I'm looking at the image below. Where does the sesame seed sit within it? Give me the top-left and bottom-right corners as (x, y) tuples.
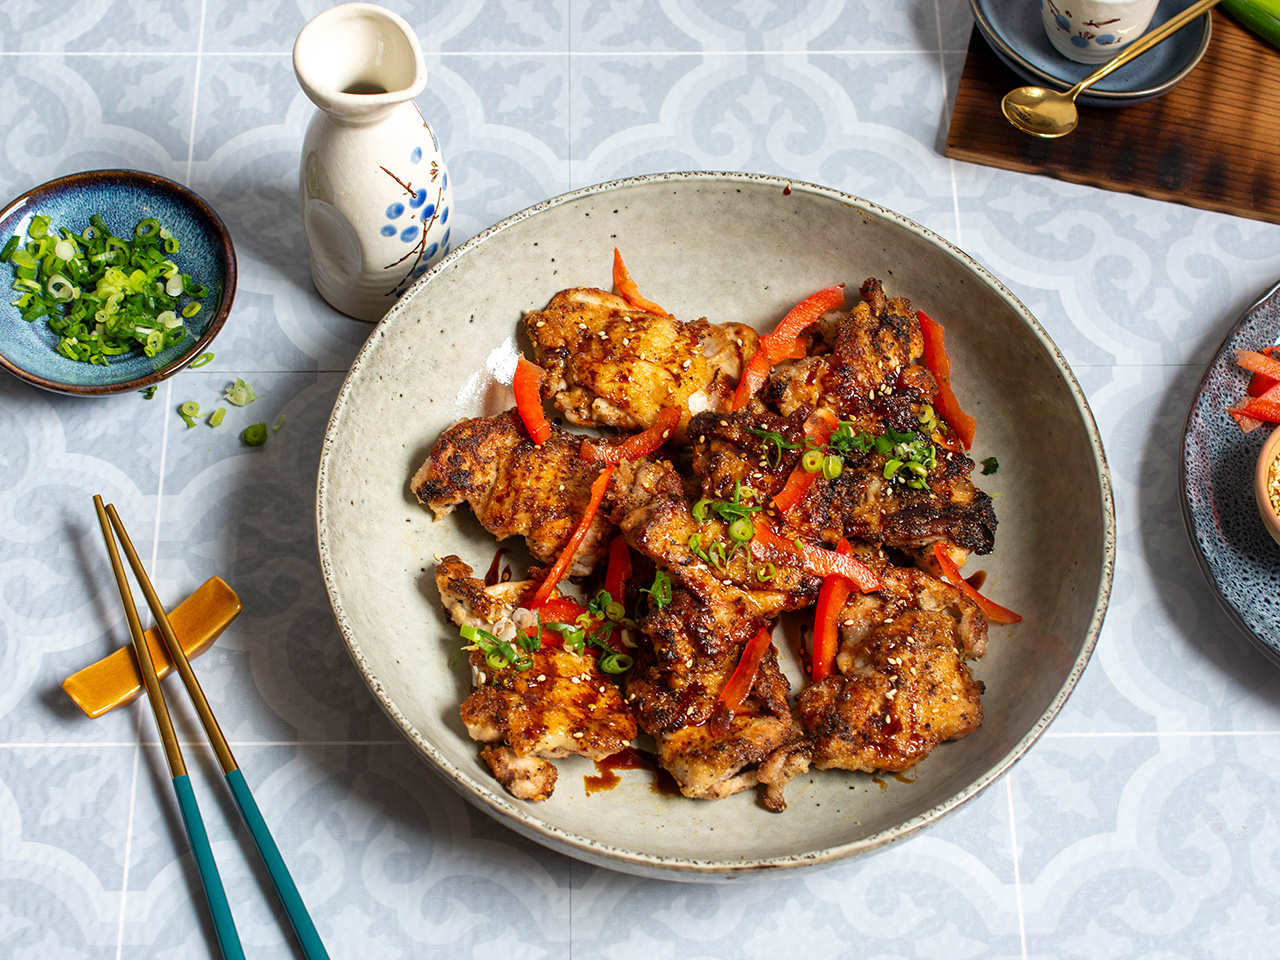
(537, 674), (546, 682)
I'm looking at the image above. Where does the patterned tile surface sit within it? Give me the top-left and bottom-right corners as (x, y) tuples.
(3, 1), (1280, 956)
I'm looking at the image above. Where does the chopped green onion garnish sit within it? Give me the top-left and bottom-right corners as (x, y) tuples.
(179, 400), (201, 418)
(643, 570), (672, 610)
(801, 448), (825, 473)
(190, 352), (214, 368)
(224, 378), (257, 406)
(142, 385), (158, 400)
(2, 211), (209, 364)
(728, 517), (754, 543)
(243, 422), (268, 446)
(272, 414), (285, 432)
(208, 407), (226, 428)
(599, 653), (633, 674)
(981, 456), (999, 475)
(822, 454), (843, 480)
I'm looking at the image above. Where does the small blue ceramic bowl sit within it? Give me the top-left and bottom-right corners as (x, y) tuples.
(0, 170), (236, 395)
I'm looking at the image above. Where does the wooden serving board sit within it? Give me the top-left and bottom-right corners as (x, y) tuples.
(945, 10), (1280, 225)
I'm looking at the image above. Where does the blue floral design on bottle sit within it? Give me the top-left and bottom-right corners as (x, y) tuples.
(378, 143), (452, 298)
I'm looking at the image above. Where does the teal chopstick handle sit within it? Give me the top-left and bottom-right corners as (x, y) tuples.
(172, 774), (245, 960)
(225, 768), (330, 960)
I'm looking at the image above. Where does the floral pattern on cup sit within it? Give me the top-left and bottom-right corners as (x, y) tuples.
(1041, 0), (1160, 64)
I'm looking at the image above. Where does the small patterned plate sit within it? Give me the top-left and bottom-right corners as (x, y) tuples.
(1182, 281), (1280, 660)
(970, 0), (1212, 107)
(0, 169), (236, 396)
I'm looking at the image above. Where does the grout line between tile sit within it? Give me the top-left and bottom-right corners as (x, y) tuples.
(1005, 776), (1028, 960)
(934, 0), (965, 251)
(113, 706), (144, 960)
(184, 0), (208, 183)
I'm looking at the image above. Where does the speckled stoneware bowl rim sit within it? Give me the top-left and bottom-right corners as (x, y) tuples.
(316, 171), (1116, 880)
(970, 0), (1212, 106)
(1182, 279), (1280, 663)
(0, 169), (236, 396)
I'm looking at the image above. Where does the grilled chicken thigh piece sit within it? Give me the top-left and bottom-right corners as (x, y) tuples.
(436, 557), (638, 801)
(797, 565), (986, 773)
(412, 411), (615, 576)
(688, 397), (997, 558)
(758, 277), (926, 420)
(522, 287), (758, 437)
(625, 589), (809, 811)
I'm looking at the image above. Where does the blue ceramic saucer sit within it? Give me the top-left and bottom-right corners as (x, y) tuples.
(0, 170), (236, 396)
(971, 0), (1212, 107)
(1182, 281), (1280, 663)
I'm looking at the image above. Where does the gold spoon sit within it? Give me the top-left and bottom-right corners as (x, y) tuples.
(1001, 0), (1220, 138)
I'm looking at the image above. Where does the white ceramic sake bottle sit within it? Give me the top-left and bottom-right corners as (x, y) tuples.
(293, 3), (455, 322)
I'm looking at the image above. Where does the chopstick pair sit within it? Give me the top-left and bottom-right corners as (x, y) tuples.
(92, 496), (329, 960)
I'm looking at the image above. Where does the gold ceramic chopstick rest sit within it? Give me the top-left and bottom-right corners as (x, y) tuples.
(62, 576), (242, 718)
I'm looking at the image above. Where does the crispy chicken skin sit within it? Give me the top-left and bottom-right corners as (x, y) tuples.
(618, 493), (820, 623)
(759, 277), (925, 420)
(522, 287), (759, 437)
(436, 557), (638, 801)
(625, 589), (809, 811)
(481, 746), (557, 802)
(797, 571), (985, 773)
(690, 281), (998, 557)
(790, 439), (997, 557)
(412, 411), (615, 576)
(625, 589), (765, 731)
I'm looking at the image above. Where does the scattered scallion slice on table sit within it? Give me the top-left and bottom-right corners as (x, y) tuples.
(2, 211), (210, 366)
(224, 378), (257, 406)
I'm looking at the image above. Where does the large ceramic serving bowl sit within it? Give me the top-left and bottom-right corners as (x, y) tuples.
(316, 172), (1115, 880)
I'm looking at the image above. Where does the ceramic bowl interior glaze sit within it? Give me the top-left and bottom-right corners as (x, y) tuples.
(316, 172), (1116, 880)
(0, 170), (235, 396)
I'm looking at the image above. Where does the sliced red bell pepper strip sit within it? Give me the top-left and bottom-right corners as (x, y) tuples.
(732, 284), (845, 410)
(750, 520), (880, 592)
(581, 406), (681, 464)
(811, 539), (853, 682)
(603, 534), (632, 604)
(531, 464), (615, 605)
(1229, 391), (1280, 427)
(1237, 347), (1280, 382)
(1246, 346), (1280, 397)
(771, 408), (840, 513)
(613, 248), (669, 317)
(514, 354), (552, 446)
(918, 311), (977, 450)
(932, 542), (1022, 624)
(717, 626), (774, 716)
